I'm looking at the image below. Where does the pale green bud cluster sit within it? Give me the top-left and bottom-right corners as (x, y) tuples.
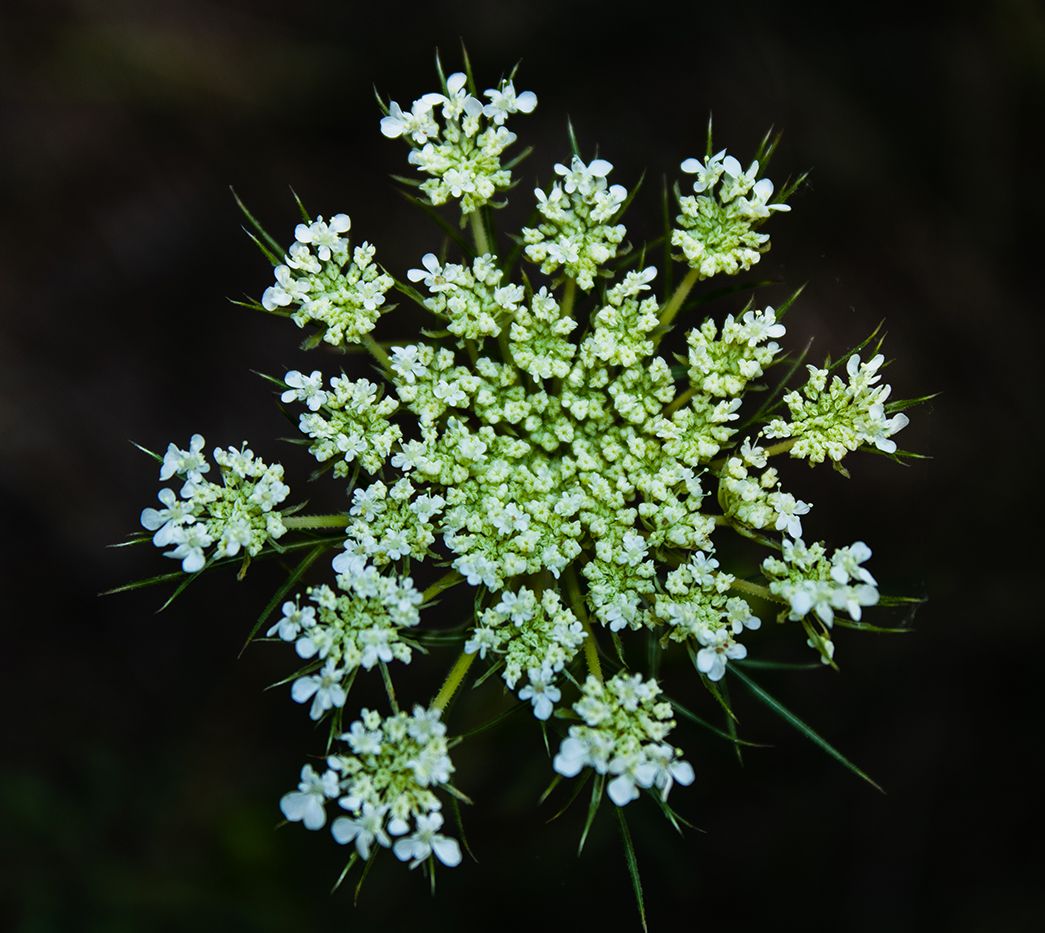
(383, 73), (536, 215)
(523, 156), (628, 290)
(408, 252), (524, 342)
(286, 373), (402, 477)
(553, 673), (695, 806)
(262, 215), (394, 347)
(765, 353), (911, 463)
(672, 151), (790, 279)
(140, 435), (289, 573)
(281, 706), (462, 867)
(465, 587), (586, 719)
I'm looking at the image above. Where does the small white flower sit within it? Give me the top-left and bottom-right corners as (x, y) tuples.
(280, 764), (339, 831)
(331, 802), (391, 858)
(518, 666), (561, 720)
(680, 149), (726, 192)
(281, 370), (327, 411)
(392, 812), (462, 868)
(291, 661), (347, 720)
(140, 487), (193, 546)
(159, 434), (209, 485)
(483, 81), (537, 124)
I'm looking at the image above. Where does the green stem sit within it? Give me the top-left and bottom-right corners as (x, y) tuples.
(561, 276), (577, 320)
(564, 566), (602, 682)
(432, 651), (477, 712)
(730, 578), (787, 604)
(763, 438), (797, 458)
(664, 385), (696, 417)
(469, 210), (490, 256)
(658, 267), (700, 332)
(361, 334), (392, 373)
(283, 514), (349, 530)
(421, 569), (464, 603)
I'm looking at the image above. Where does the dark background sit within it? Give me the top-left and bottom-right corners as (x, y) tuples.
(2, 1), (1042, 930)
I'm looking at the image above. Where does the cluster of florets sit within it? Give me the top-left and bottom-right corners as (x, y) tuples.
(765, 353), (911, 463)
(281, 706), (462, 868)
(130, 61), (921, 891)
(407, 252), (524, 341)
(140, 435), (289, 572)
(553, 673), (695, 806)
(672, 151), (790, 279)
(465, 588), (586, 719)
(523, 156), (628, 290)
(284, 372), (402, 476)
(382, 72), (536, 214)
(269, 561), (423, 719)
(655, 550), (762, 679)
(762, 538), (880, 662)
(261, 214), (394, 347)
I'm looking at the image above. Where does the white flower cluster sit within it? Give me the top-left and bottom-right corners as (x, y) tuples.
(261, 214), (394, 346)
(687, 306), (786, 397)
(284, 372), (402, 477)
(655, 551), (761, 680)
(464, 588), (586, 719)
(762, 538), (879, 662)
(672, 151), (790, 279)
(719, 438), (812, 537)
(382, 73), (536, 214)
(281, 706), (461, 868)
(765, 353), (911, 463)
(553, 674), (695, 806)
(141, 435), (289, 572)
(338, 477), (446, 566)
(269, 564), (423, 719)
(128, 59), (924, 886)
(523, 156), (628, 290)
(407, 252), (524, 342)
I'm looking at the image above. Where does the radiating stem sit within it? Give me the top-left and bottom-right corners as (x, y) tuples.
(421, 569), (463, 603)
(560, 276), (577, 320)
(730, 578), (787, 604)
(564, 566), (602, 683)
(361, 334), (392, 373)
(469, 210), (490, 256)
(432, 650), (477, 712)
(664, 385), (696, 417)
(283, 514), (349, 529)
(763, 438), (797, 458)
(658, 267), (700, 332)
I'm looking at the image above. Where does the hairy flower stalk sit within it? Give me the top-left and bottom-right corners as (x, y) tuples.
(123, 56), (925, 905)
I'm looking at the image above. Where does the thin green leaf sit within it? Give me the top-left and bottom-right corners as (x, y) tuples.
(457, 701), (523, 740)
(670, 698), (766, 747)
(832, 619), (914, 634)
(827, 321), (885, 375)
(459, 39), (478, 95)
(739, 337), (813, 431)
(288, 186), (311, 223)
(616, 808), (648, 933)
(354, 851), (377, 905)
(578, 773), (604, 854)
(395, 187), (470, 251)
(449, 795), (477, 863)
(130, 441), (162, 463)
(330, 852), (359, 894)
(885, 392), (940, 414)
(545, 772), (593, 824)
(240, 543), (326, 655)
(157, 568), (203, 613)
(729, 665), (884, 792)
(734, 658), (824, 671)
(566, 118), (581, 159)
(230, 186), (283, 257)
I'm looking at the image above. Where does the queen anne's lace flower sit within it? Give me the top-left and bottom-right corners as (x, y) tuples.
(553, 674), (695, 806)
(523, 156), (628, 290)
(141, 438), (289, 572)
(262, 214), (394, 347)
(129, 57), (923, 892)
(764, 354), (910, 462)
(673, 153), (790, 279)
(286, 706), (462, 867)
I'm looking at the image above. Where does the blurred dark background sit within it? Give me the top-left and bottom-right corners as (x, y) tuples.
(2, 1), (1042, 930)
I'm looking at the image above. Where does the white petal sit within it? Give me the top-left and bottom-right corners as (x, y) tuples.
(516, 90), (537, 113)
(607, 774), (638, 806)
(446, 72), (467, 94)
(330, 213), (351, 233)
(432, 835), (462, 867)
(680, 157), (700, 173)
(588, 159), (613, 177)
